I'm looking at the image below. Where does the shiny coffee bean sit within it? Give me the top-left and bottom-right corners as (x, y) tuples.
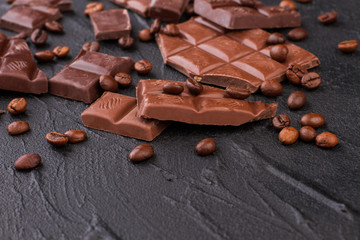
(316, 132), (338, 148)
(272, 114), (291, 131)
(134, 59), (152, 74)
(270, 44), (288, 62)
(186, 78), (203, 96)
(260, 80), (283, 97)
(318, 11), (338, 24)
(163, 84), (184, 95)
(64, 130), (87, 143)
(300, 113), (325, 128)
(53, 46), (70, 58)
(287, 28), (307, 41)
(30, 29), (48, 46)
(118, 35), (135, 49)
(162, 24), (180, 36)
(45, 20), (64, 33)
(114, 72), (132, 87)
(84, 2), (104, 16)
(279, 127), (299, 145)
(287, 91), (306, 109)
(301, 72), (321, 89)
(150, 18), (162, 34)
(286, 64), (308, 85)
(299, 126), (317, 142)
(266, 33), (286, 45)
(8, 98), (27, 115)
(225, 86), (251, 100)
(14, 153), (41, 170)
(338, 40), (358, 53)
(129, 144), (154, 162)
(46, 132), (68, 147)
(10, 31), (28, 40)
(279, 0), (297, 10)
(138, 29), (154, 42)
(195, 138), (216, 156)
(34, 50), (55, 62)
(99, 75), (118, 92)
(82, 41), (100, 52)
(7, 121), (30, 135)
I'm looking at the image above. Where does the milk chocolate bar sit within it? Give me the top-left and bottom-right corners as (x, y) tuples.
(81, 92), (168, 141)
(11, 0), (73, 12)
(137, 79), (277, 125)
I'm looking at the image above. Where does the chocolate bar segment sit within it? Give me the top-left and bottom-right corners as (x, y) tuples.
(90, 9), (131, 41)
(49, 50), (134, 103)
(137, 79), (277, 126)
(11, 0), (73, 12)
(81, 92), (168, 141)
(156, 17), (320, 93)
(194, 0), (301, 30)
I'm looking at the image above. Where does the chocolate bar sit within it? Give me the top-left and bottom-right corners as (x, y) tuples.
(156, 17), (320, 93)
(0, 5), (62, 33)
(109, 0), (189, 23)
(49, 50), (134, 103)
(11, 0), (73, 12)
(194, 0), (301, 30)
(137, 79), (278, 125)
(0, 38), (47, 94)
(90, 9), (131, 41)
(81, 92), (168, 141)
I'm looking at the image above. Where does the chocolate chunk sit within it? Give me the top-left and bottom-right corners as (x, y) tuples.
(81, 92), (168, 141)
(11, 0), (73, 12)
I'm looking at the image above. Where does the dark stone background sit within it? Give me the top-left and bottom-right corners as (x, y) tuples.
(0, 0), (359, 239)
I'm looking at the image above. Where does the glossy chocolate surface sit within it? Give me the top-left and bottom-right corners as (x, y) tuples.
(11, 0), (73, 12)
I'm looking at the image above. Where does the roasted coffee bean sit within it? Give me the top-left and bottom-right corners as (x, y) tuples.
(138, 29), (154, 42)
(82, 41), (100, 52)
(7, 121), (30, 135)
(279, 0), (297, 10)
(279, 127), (299, 145)
(84, 2), (104, 16)
(7, 98), (27, 115)
(163, 84), (184, 95)
(287, 91), (306, 109)
(162, 24), (180, 36)
(14, 153), (41, 170)
(99, 75), (118, 92)
(287, 28), (307, 41)
(64, 130), (87, 143)
(195, 138), (216, 156)
(338, 40), (358, 53)
(260, 80), (283, 97)
(300, 113), (325, 128)
(118, 35), (135, 49)
(114, 72), (132, 87)
(10, 31), (28, 40)
(301, 72), (321, 89)
(46, 132), (68, 147)
(30, 29), (48, 46)
(186, 78), (203, 96)
(318, 11), (338, 24)
(270, 44), (288, 62)
(316, 132), (338, 148)
(299, 126), (317, 142)
(150, 18), (162, 34)
(53, 46), (70, 58)
(286, 64), (308, 85)
(266, 33), (286, 45)
(129, 144), (154, 162)
(134, 59), (152, 74)
(272, 114), (291, 131)
(45, 20), (64, 33)
(225, 86), (251, 100)
(0, 33), (7, 40)
(34, 50), (55, 62)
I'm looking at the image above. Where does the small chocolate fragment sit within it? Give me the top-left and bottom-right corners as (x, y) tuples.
(260, 80), (283, 97)
(82, 41), (100, 52)
(270, 44), (288, 62)
(7, 121), (30, 135)
(8, 98), (27, 115)
(299, 126), (317, 142)
(318, 11), (337, 24)
(287, 28), (307, 41)
(114, 72), (132, 87)
(134, 59), (152, 74)
(46, 131), (68, 147)
(31, 29), (48, 46)
(14, 153), (41, 170)
(338, 40), (358, 53)
(272, 114), (291, 131)
(53, 46), (70, 58)
(163, 84), (184, 95)
(300, 113), (325, 128)
(150, 18), (162, 34)
(64, 130), (87, 143)
(286, 64), (308, 85)
(45, 20), (64, 33)
(195, 138), (216, 156)
(84, 2), (104, 16)
(279, 0), (297, 10)
(266, 33), (286, 45)
(118, 36), (135, 49)
(287, 91), (306, 109)
(279, 127), (299, 145)
(316, 132), (338, 148)
(99, 75), (118, 92)
(162, 24), (180, 36)
(186, 78), (203, 96)
(225, 86), (251, 100)
(129, 144), (154, 162)
(301, 72), (321, 89)
(138, 29), (154, 42)
(35, 50), (55, 62)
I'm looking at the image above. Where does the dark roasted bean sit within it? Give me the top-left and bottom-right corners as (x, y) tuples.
(287, 91), (306, 109)
(195, 138), (216, 156)
(14, 153), (41, 170)
(53, 46), (70, 58)
(129, 144), (154, 162)
(225, 86), (251, 100)
(266, 32), (286, 45)
(260, 80), (283, 97)
(299, 126), (317, 142)
(30, 29), (48, 46)
(286, 64), (308, 85)
(64, 130), (87, 143)
(270, 44), (288, 62)
(301, 72), (321, 89)
(287, 28), (307, 41)
(300, 113), (325, 128)
(46, 132), (68, 147)
(318, 11), (337, 24)
(163, 84), (184, 95)
(7, 98), (27, 115)
(84, 2), (104, 16)
(316, 132), (338, 148)
(134, 59), (152, 74)
(118, 35), (135, 49)
(279, 127), (299, 145)
(7, 121), (30, 135)
(82, 41), (100, 52)
(162, 24), (180, 36)
(45, 20), (64, 33)
(272, 114), (291, 131)
(114, 72), (132, 87)
(338, 40), (358, 53)
(279, 0), (297, 10)
(138, 29), (154, 42)
(34, 50), (55, 62)
(186, 78), (203, 96)
(150, 18), (162, 34)
(99, 75), (118, 92)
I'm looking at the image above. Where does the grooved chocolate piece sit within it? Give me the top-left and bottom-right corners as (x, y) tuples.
(109, 0), (189, 22)
(90, 9), (131, 41)
(0, 5), (62, 33)
(49, 50), (134, 103)
(81, 92), (168, 141)
(0, 38), (47, 94)
(194, 0), (301, 30)
(11, 0), (73, 12)
(156, 17), (320, 93)
(137, 79), (278, 125)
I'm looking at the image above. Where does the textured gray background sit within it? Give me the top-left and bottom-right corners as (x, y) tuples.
(0, 0), (359, 239)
